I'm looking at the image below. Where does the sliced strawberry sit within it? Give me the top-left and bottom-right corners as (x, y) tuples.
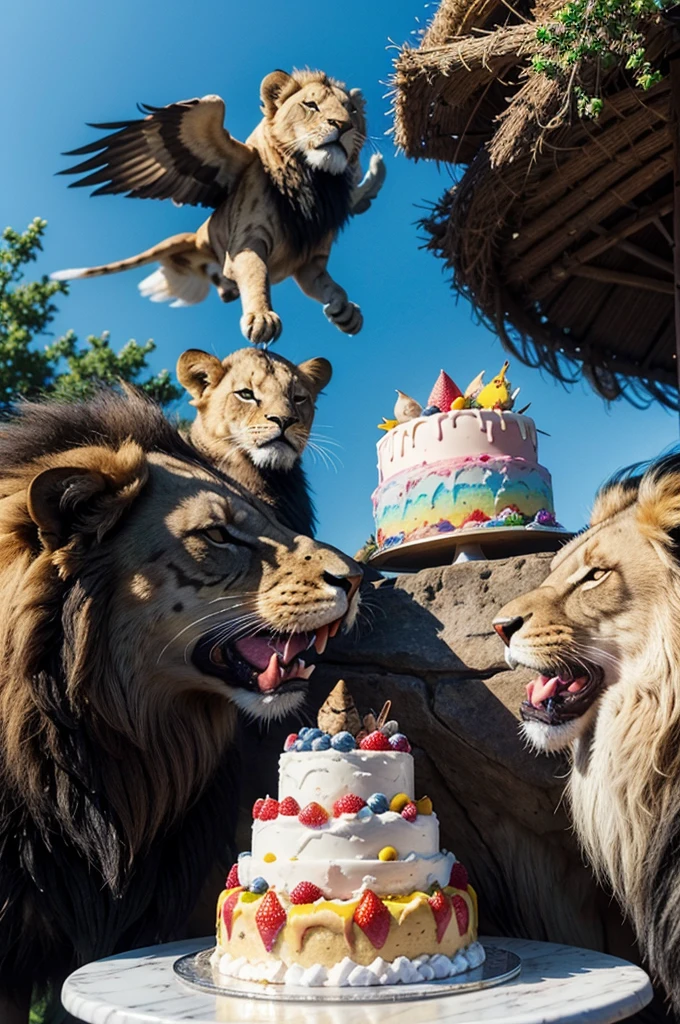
(222, 887), (243, 941)
(428, 889), (452, 943)
(452, 893), (470, 936)
(359, 730), (392, 751)
(258, 797), (279, 821)
(298, 802), (329, 828)
(255, 890), (287, 952)
(289, 881), (325, 904)
(252, 798), (264, 819)
(448, 862), (469, 890)
(401, 801), (418, 822)
(279, 796), (300, 816)
(333, 794), (367, 816)
(353, 889), (391, 949)
(225, 863), (240, 889)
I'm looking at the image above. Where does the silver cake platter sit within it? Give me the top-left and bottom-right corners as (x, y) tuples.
(173, 945), (521, 1003)
(368, 525), (573, 573)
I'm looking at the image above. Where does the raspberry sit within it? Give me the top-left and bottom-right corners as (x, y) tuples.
(225, 863), (240, 889)
(359, 730), (392, 751)
(252, 798), (264, 819)
(333, 794), (367, 817)
(279, 796), (300, 816)
(428, 889), (452, 943)
(353, 889), (391, 949)
(389, 733), (412, 753)
(448, 862), (469, 890)
(221, 887), (243, 940)
(298, 802), (329, 828)
(289, 881), (325, 904)
(255, 890), (287, 952)
(258, 797), (279, 821)
(401, 802), (418, 822)
(284, 733), (298, 751)
(427, 370), (462, 412)
(452, 894), (470, 936)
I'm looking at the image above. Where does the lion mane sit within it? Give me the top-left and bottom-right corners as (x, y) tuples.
(495, 451), (680, 1009)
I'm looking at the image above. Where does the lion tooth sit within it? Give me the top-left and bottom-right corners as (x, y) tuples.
(329, 618), (342, 638)
(314, 625), (329, 655)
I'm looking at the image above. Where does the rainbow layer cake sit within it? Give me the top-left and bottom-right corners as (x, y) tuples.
(212, 682), (483, 987)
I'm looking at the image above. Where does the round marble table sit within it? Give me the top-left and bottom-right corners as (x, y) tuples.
(61, 935), (653, 1024)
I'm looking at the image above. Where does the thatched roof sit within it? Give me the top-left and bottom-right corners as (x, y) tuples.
(392, 0), (680, 408)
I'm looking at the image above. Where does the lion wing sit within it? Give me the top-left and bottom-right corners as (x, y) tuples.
(59, 96), (254, 209)
(349, 154), (386, 216)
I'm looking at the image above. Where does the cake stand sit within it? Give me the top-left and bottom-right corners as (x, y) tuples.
(61, 935), (653, 1024)
(369, 525), (573, 573)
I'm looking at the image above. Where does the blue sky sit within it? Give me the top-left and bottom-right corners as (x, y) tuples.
(3, 0), (678, 556)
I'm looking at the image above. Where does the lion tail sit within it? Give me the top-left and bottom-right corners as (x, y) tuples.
(50, 232), (200, 283)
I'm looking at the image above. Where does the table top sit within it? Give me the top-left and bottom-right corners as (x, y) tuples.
(61, 936), (653, 1024)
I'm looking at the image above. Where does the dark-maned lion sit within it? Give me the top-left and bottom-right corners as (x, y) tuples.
(494, 452), (680, 1011)
(0, 389), (360, 1022)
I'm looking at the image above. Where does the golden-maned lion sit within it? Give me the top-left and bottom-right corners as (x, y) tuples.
(0, 388), (360, 1023)
(177, 346), (332, 536)
(493, 453), (680, 1009)
(51, 70), (385, 344)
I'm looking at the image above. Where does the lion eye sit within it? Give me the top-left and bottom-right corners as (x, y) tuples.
(235, 388), (256, 402)
(293, 394), (308, 405)
(202, 526), (233, 546)
(303, 100), (319, 111)
(582, 567), (610, 585)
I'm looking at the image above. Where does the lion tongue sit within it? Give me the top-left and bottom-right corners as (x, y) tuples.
(526, 674), (588, 707)
(234, 634), (310, 670)
(258, 653), (285, 692)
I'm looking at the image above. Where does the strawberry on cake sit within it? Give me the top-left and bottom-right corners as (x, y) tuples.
(212, 682), (484, 987)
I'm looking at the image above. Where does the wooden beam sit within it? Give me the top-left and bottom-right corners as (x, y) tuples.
(615, 239), (674, 276)
(568, 265), (674, 294)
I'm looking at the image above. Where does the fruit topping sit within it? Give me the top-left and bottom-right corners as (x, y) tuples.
(284, 733), (298, 751)
(252, 798), (264, 820)
(452, 893), (470, 936)
(298, 802), (329, 828)
(378, 846), (398, 861)
(225, 863), (240, 889)
(353, 889), (391, 949)
(330, 731), (356, 751)
(416, 796), (433, 815)
(359, 730), (392, 751)
(250, 876), (269, 894)
(289, 881), (325, 904)
(333, 794), (367, 817)
(367, 792), (389, 814)
(258, 797), (279, 821)
(389, 733), (412, 752)
(428, 889), (452, 943)
(428, 370), (462, 412)
(380, 720), (399, 737)
(255, 890), (286, 952)
(312, 734), (332, 750)
(448, 862), (469, 890)
(221, 887), (243, 940)
(401, 802), (418, 822)
(389, 793), (411, 813)
(279, 796), (300, 816)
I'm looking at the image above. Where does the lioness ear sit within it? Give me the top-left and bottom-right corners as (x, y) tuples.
(27, 443), (148, 553)
(298, 357), (333, 396)
(349, 87), (366, 114)
(177, 349), (225, 403)
(260, 70), (297, 118)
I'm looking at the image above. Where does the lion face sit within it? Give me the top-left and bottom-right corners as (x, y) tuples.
(178, 347), (332, 472)
(260, 70), (366, 175)
(493, 487), (669, 754)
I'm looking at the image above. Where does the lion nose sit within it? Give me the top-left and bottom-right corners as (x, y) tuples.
(323, 570), (362, 603)
(328, 117), (351, 134)
(266, 414), (297, 434)
(493, 616), (524, 646)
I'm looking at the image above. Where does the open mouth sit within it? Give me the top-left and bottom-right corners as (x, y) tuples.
(520, 663), (604, 726)
(192, 619), (343, 696)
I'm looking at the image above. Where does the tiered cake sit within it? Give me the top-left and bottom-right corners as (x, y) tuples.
(371, 363), (562, 555)
(213, 683), (483, 987)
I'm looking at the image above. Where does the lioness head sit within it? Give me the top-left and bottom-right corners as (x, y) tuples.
(178, 347), (332, 471)
(493, 456), (680, 753)
(259, 69), (366, 175)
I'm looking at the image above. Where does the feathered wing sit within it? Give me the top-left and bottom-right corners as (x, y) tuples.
(59, 95), (254, 208)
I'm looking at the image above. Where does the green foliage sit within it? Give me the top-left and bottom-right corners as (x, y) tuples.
(531, 0), (668, 118)
(0, 218), (181, 409)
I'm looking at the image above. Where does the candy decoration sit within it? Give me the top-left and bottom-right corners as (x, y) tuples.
(258, 797), (279, 821)
(279, 796), (300, 816)
(401, 802), (418, 822)
(359, 730), (392, 751)
(473, 360), (513, 410)
(378, 846), (398, 861)
(252, 798), (265, 820)
(394, 390), (422, 423)
(428, 890), (452, 943)
(333, 794), (367, 817)
(428, 370), (462, 412)
(380, 720), (399, 737)
(312, 734), (332, 750)
(284, 733), (298, 751)
(250, 877), (269, 894)
(298, 802), (329, 828)
(317, 680), (362, 737)
(255, 890), (286, 952)
(221, 887), (243, 940)
(448, 862), (469, 890)
(263, 853), (276, 863)
(389, 733), (412, 753)
(389, 793), (411, 813)
(452, 893), (470, 936)
(535, 508), (557, 526)
(416, 796), (433, 816)
(367, 792), (389, 814)
(451, 396), (467, 410)
(225, 863), (240, 889)
(330, 731), (357, 752)
(289, 881), (325, 905)
(353, 889), (391, 949)
(377, 417), (399, 432)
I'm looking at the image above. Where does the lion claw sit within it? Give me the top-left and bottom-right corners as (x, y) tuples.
(323, 300), (363, 336)
(240, 311), (283, 345)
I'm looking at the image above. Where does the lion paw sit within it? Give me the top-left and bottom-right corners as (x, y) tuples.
(240, 311), (282, 345)
(323, 300), (363, 336)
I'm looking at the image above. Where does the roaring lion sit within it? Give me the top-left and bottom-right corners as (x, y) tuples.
(177, 346), (332, 536)
(0, 388), (361, 1023)
(51, 69), (385, 345)
(493, 452), (680, 1010)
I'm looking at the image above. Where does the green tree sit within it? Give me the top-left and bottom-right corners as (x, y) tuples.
(0, 217), (181, 408)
